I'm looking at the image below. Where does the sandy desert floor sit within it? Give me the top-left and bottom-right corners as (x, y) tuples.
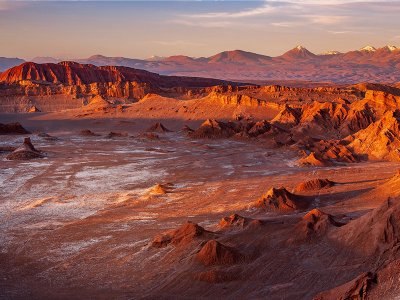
(1, 114), (400, 299)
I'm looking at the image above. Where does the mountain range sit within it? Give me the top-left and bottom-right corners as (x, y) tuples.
(1, 45), (400, 83)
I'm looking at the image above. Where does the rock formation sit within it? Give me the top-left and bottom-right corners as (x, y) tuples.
(28, 105), (40, 112)
(346, 110), (400, 161)
(298, 152), (331, 167)
(189, 119), (238, 139)
(314, 272), (377, 300)
(6, 137), (43, 160)
(295, 179), (336, 192)
(219, 214), (262, 230)
(254, 187), (310, 211)
(0, 62), (235, 102)
(297, 209), (343, 240)
(195, 240), (243, 266)
(148, 183), (174, 195)
(79, 129), (99, 136)
(146, 122), (171, 133)
(0, 122), (30, 135)
(151, 221), (212, 248)
(247, 120), (271, 137)
(332, 198), (400, 256)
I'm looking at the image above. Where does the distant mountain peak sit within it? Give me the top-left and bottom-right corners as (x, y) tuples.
(280, 45), (316, 60)
(208, 49), (271, 64)
(360, 45), (377, 52)
(384, 45), (398, 52)
(86, 54), (110, 60)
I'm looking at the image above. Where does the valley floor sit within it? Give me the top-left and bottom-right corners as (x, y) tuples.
(1, 115), (400, 299)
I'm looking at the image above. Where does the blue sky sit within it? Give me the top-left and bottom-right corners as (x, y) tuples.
(1, 1), (400, 59)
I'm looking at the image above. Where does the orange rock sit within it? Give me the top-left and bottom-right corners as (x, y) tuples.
(295, 179), (335, 192)
(151, 221), (211, 248)
(254, 187), (310, 211)
(195, 240), (243, 266)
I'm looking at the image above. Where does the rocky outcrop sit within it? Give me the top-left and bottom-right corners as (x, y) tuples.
(298, 209), (343, 240)
(332, 198), (400, 256)
(106, 132), (128, 138)
(146, 122), (171, 133)
(247, 120), (271, 137)
(148, 183), (174, 195)
(151, 221), (212, 248)
(298, 152), (332, 167)
(272, 101), (375, 139)
(208, 91), (271, 107)
(254, 187), (310, 212)
(28, 105), (40, 112)
(6, 137), (43, 160)
(314, 272), (377, 300)
(295, 179), (336, 192)
(188, 119), (238, 139)
(0, 122), (30, 135)
(346, 110), (400, 161)
(364, 89), (400, 112)
(219, 214), (262, 230)
(195, 240), (243, 266)
(79, 129), (99, 136)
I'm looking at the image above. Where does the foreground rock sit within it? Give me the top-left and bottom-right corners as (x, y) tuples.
(151, 221), (213, 248)
(314, 272), (376, 300)
(0, 122), (30, 135)
(332, 198), (400, 256)
(195, 240), (243, 266)
(6, 138), (43, 160)
(298, 209), (343, 240)
(254, 187), (310, 212)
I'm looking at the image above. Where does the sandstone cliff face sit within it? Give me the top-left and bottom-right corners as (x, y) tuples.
(0, 62), (235, 102)
(0, 61), (231, 88)
(0, 80), (152, 100)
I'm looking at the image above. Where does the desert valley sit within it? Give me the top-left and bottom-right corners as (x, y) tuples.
(1, 57), (400, 299)
(2, 0), (400, 298)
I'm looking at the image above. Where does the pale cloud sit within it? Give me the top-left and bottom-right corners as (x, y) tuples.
(328, 30), (355, 34)
(170, 19), (232, 28)
(271, 22), (297, 28)
(310, 15), (347, 25)
(184, 3), (276, 19)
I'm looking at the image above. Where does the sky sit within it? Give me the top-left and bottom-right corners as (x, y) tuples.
(1, 0), (400, 60)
